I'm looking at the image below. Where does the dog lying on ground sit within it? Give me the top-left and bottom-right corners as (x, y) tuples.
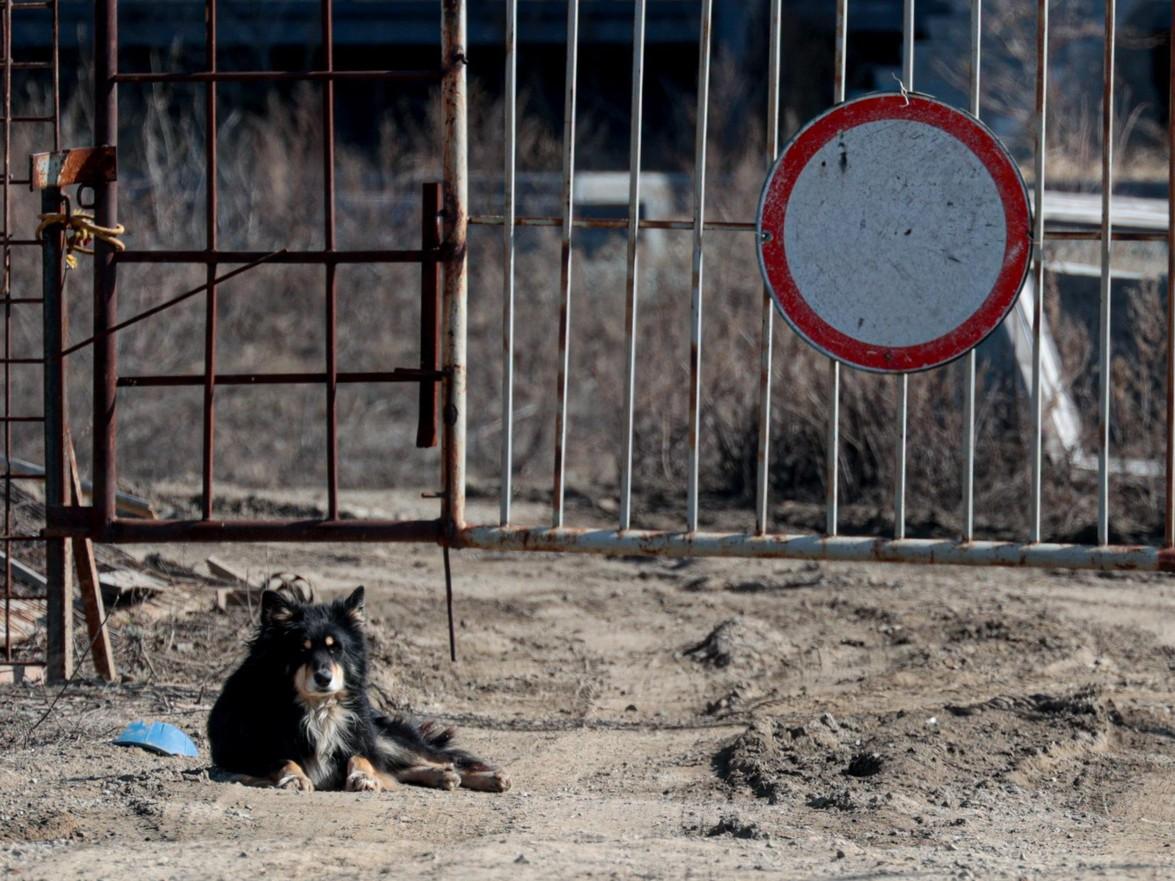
(207, 585), (510, 793)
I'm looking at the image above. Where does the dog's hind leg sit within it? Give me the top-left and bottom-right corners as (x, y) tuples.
(458, 765), (512, 793)
(394, 763), (461, 790)
(345, 756), (397, 792)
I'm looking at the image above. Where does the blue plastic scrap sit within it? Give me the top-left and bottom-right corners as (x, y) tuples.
(113, 720), (199, 757)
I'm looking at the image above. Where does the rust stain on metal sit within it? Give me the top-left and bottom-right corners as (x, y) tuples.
(29, 146), (116, 191)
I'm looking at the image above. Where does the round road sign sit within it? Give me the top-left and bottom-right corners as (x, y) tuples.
(756, 93), (1032, 373)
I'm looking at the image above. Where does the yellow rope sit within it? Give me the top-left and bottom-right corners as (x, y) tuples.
(35, 211), (126, 270)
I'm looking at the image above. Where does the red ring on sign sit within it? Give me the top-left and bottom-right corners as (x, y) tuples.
(756, 93), (1032, 373)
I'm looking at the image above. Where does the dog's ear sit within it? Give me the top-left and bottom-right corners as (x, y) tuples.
(343, 586), (365, 624)
(260, 588), (298, 626)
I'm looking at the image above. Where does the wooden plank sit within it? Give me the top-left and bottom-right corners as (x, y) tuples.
(0, 664), (45, 685)
(0, 455), (156, 519)
(0, 550), (47, 591)
(0, 598), (43, 648)
(67, 440), (116, 682)
(206, 555), (249, 585)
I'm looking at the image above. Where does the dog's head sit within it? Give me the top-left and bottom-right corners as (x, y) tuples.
(258, 585), (367, 702)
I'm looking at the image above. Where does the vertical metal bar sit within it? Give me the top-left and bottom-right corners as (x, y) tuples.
(1097, 0), (1115, 546)
(754, 0), (781, 536)
(93, 0), (119, 531)
(500, 0), (517, 525)
(619, 0), (646, 532)
(3, 0), (11, 662)
(42, 188), (71, 680)
(1030, 0), (1049, 543)
(902, 0), (915, 87)
(441, 0), (468, 532)
(201, 0), (218, 519)
(551, 0), (578, 528)
(418, 182), (441, 448)
(895, 377), (908, 539)
(686, 0), (713, 533)
(323, 0), (339, 520)
(894, 0), (915, 541)
(962, 0), (980, 542)
(442, 544), (456, 662)
(1166, 0), (1175, 549)
(827, 0), (847, 537)
(51, 0), (59, 150)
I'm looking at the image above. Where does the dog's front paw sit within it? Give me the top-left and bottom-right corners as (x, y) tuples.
(346, 771), (381, 793)
(276, 772), (314, 792)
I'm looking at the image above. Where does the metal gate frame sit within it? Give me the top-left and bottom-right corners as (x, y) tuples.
(42, 0), (470, 550)
(20, 0), (1175, 680)
(454, 0), (1175, 573)
(0, 0), (62, 682)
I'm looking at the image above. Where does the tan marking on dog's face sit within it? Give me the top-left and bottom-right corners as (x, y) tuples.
(303, 639), (312, 650)
(293, 660), (345, 700)
(325, 635), (334, 647)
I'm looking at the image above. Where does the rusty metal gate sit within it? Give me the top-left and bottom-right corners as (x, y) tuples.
(6, 1), (1175, 682)
(0, 0), (61, 682)
(12, 0), (470, 679)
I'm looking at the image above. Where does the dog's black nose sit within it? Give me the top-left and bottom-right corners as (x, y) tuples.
(313, 667), (334, 688)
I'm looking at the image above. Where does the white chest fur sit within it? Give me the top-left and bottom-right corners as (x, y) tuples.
(298, 698), (357, 788)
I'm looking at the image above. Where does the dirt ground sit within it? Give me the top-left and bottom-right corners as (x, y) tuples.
(3, 488), (1175, 879)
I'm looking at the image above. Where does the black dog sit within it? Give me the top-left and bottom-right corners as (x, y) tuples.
(207, 586), (510, 793)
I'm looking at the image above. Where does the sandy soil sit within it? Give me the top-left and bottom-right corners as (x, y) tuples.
(2, 489), (1175, 879)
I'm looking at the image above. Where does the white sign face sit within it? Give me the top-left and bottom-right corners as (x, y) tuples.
(757, 94), (1032, 373)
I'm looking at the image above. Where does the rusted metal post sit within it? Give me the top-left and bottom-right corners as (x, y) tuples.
(501, 0), (517, 525)
(3, 0), (12, 666)
(93, 0), (119, 533)
(1166, 0), (1175, 549)
(441, 0), (468, 534)
(418, 182), (442, 448)
(323, 0), (340, 520)
(42, 187), (72, 681)
(202, 0), (219, 520)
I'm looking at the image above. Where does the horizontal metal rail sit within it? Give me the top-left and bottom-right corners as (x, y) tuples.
(83, 517), (444, 543)
(117, 248), (432, 264)
(111, 69), (443, 84)
(63, 251), (282, 356)
(469, 215), (1166, 241)
(118, 369), (442, 387)
(459, 526), (1169, 572)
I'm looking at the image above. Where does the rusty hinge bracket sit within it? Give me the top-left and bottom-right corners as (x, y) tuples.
(29, 146), (117, 191)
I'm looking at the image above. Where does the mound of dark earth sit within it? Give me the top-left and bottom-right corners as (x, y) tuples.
(719, 688), (1128, 814)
